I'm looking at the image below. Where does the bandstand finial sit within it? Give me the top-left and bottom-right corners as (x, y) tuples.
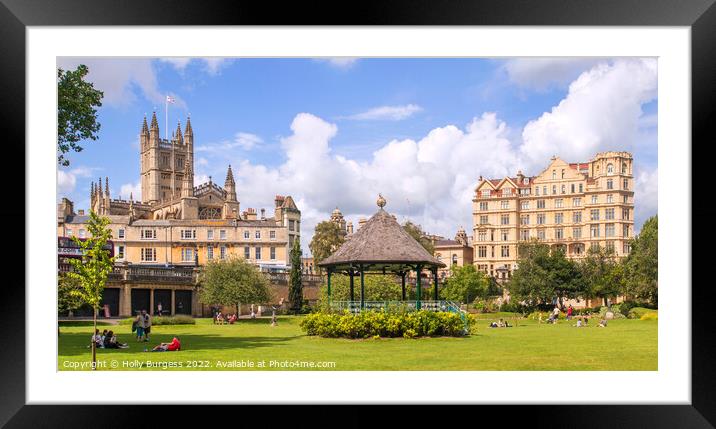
(377, 193), (386, 209)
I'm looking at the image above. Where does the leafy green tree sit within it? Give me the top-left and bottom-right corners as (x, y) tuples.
(309, 221), (345, 272)
(547, 248), (585, 308)
(440, 264), (488, 304)
(402, 221), (434, 254)
(579, 245), (622, 307)
(58, 274), (84, 317)
(507, 240), (553, 306)
(199, 256), (272, 316)
(288, 239), (304, 314)
(623, 216), (658, 305)
(318, 274), (402, 307)
(65, 211), (114, 369)
(57, 65), (104, 166)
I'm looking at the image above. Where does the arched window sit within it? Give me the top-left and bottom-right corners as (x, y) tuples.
(452, 254), (458, 265)
(552, 170), (556, 180)
(607, 163), (614, 175)
(622, 162), (628, 174)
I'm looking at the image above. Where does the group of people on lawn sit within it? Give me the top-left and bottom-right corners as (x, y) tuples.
(90, 308), (181, 352)
(545, 305), (608, 327)
(214, 311), (238, 325)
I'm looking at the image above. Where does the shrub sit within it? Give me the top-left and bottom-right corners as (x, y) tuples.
(628, 307), (656, 319)
(300, 310), (471, 339)
(640, 312), (658, 321)
(119, 315), (196, 325)
(599, 307), (626, 319)
(500, 301), (528, 314)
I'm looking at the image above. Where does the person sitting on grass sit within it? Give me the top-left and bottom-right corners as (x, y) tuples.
(151, 337), (181, 352)
(89, 329), (103, 349)
(574, 318), (583, 327)
(103, 330), (129, 349)
(598, 318), (608, 328)
(216, 312), (225, 325)
(227, 313), (237, 324)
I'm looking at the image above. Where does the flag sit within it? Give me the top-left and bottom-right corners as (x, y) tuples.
(166, 95), (175, 104)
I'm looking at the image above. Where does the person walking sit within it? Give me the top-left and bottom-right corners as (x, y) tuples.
(567, 305), (573, 320)
(134, 312), (144, 342)
(140, 309), (152, 342)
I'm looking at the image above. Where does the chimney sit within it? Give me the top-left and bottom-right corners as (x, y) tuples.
(245, 208), (257, 221)
(260, 208), (266, 219)
(358, 217), (367, 229)
(346, 221), (354, 235)
(77, 209), (85, 216)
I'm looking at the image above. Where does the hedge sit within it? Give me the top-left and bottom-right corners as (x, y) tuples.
(118, 315), (196, 325)
(300, 310), (474, 339)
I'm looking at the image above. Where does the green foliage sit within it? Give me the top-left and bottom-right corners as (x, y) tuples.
(623, 216), (658, 305)
(57, 64), (104, 166)
(199, 256), (272, 309)
(499, 301), (529, 314)
(618, 300), (638, 317)
(309, 221), (345, 270)
(58, 273), (84, 315)
(300, 310), (473, 338)
(288, 239), (303, 314)
(402, 221), (435, 254)
(579, 245), (624, 306)
(318, 274), (402, 308)
(440, 264), (488, 304)
(640, 312), (658, 321)
(628, 307), (657, 319)
(119, 315), (195, 325)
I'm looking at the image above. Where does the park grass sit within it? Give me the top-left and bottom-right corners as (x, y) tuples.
(58, 316), (657, 371)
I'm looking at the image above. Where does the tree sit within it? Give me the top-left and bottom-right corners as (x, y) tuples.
(57, 65), (104, 166)
(58, 274), (84, 317)
(623, 216), (658, 305)
(288, 239), (304, 314)
(402, 221), (434, 254)
(507, 240), (553, 306)
(579, 245), (622, 307)
(309, 221), (345, 271)
(199, 256), (272, 317)
(318, 274), (402, 307)
(64, 211), (114, 369)
(440, 264), (488, 304)
(546, 248), (585, 309)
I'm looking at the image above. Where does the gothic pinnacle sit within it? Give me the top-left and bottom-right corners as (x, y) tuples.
(184, 115), (193, 136)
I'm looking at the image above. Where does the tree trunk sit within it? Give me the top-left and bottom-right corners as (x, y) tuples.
(558, 296), (564, 310)
(91, 306), (97, 371)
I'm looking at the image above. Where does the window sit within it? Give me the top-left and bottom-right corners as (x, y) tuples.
(555, 199), (563, 208)
(480, 201), (488, 211)
(501, 214), (510, 225)
(255, 246), (262, 260)
(79, 229), (86, 238)
(270, 230), (276, 240)
(478, 246), (487, 258)
(543, 186), (547, 195)
(591, 242), (600, 252)
(537, 214), (546, 225)
(478, 232), (487, 242)
(607, 194), (613, 203)
(572, 227), (582, 239)
(220, 230), (227, 240)
(289, 220), (295, 231)
(501, 200), (509, 209)
(244, 230), (250, 239)
(537, 200), (546, 209)
(590, 225), (600, 238)
(555, 213), (563, 224)
(481, 190), (491, 198)
(270, 247), (276, 260)
(452, 255), (458, 265)
(207, 245), (214, 260)
(255, 230), (261, 239)
(480, 215), (489, 225)
(220, 246), (227, 260)
(623, 224), (629, 237)
(623, 209), (630, 220)
(181, 248), (194, 262)
(606, 179), (613, 190)
(537, 229), (546, 240)
(561, 169), (565, 179)
(180, 229), (196, 240)
(491, 246), (495, 257)
(552, 170), (556, 180)
(623, 243), (631, 254)
(501, 230), (509, 241)
(141, 229), (157, 240)
(521, 201), (529, 210)
(552, 185), (557, 195)
(141, 248), (157, 262)
(520, 230), (530, 241)
(66, 229), (73, 237)
(579, 183), (583, 193)
(501, 188), (512, 197)
(118, 229), (125, 239)
(244, 246), (250, 259)
(573, 211), (582, 223)
(555, 228), (564, 239)
(117, 245), (125, 259)
(605, 208), (615, 220)
(207, 230), (214, 240)
(607, 163), (614, 175)
(606, 241), (615, 252)
(535, 187), (540, 196)
(561, 185), (566, 194)
(622, 162), (628, 174)
(623, 179), (629, 190)
(571, 184), (575, 193)
(591, 195), (598, 204)
(590, 209), (600, 221)
(573, 197), (581, 207)
(501, 245), (510, 257)
(520, 215), (530, 225)
(490, 230), (495, 241)
(605, 224), (615, 237)
(623, 195), (629, 204)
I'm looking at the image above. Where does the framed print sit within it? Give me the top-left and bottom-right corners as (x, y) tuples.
(3, 0), (714, 426)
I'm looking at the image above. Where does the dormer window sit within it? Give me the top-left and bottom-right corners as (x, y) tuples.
(552, 170), (556, 180)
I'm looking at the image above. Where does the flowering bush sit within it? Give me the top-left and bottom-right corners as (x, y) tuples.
(300, 310), (473, 339)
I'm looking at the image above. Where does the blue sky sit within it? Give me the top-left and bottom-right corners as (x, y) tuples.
(57, 57), (658, 252)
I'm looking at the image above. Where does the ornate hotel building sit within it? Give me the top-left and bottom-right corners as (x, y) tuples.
(57, 113), (302, 317)
(472, 151), (634, 281)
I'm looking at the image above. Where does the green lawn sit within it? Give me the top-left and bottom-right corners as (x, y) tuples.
(58, 316), (657, 371)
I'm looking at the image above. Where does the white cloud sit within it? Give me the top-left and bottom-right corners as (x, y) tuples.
(159, 58), (192, 71)
(633, 166), (658, 232)
(317, 58), (359, 69)
(196, 132), (264, 153)
(342, 104), (423, 121)
(119, 181), (141, 201)
(202, 58), (234, 75)
(503, 58), (608, 91)
(57, 166), (97, 196)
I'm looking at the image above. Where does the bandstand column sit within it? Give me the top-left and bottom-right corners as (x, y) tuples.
(360, 266), (365, 309)
(401, 272), (406, 301)
(416, 264), (422, 310)
(433, 268), (439, 301)
(327, 268), (332, 300)
(349, 269), (355, 302)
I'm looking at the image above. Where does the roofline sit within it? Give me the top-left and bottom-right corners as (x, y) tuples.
(317, 259), (446, 269)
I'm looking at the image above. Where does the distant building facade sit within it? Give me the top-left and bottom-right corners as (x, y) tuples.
(434, 227), (473, 278)
(472, 151), (635, 281)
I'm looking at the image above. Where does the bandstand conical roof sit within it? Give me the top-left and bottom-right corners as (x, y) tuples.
(318, 195), (445, 271)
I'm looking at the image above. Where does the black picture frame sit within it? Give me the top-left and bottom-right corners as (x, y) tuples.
(3, 0), (713, 426)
